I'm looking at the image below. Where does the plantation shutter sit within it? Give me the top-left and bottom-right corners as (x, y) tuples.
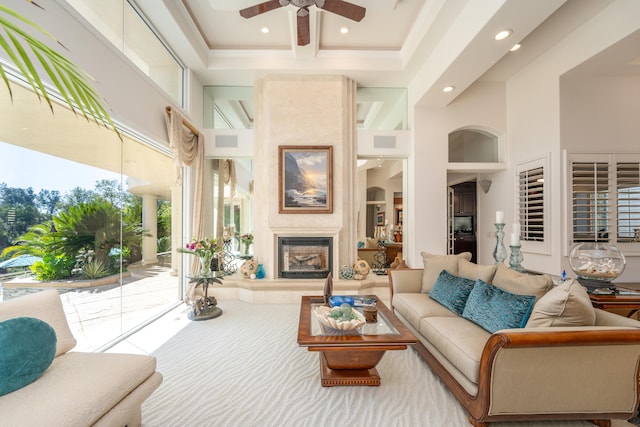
(571, 162), (610, 242)
(616, 162), (640, 242)
(518, 166), (544, 241)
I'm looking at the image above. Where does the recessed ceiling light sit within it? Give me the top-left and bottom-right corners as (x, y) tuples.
(340, 26), (349, 34)
(510, 43), (521, 52)
(442, 85), (455, 93)
(494, 29), (512, 41)
(261, 26), (269, 34)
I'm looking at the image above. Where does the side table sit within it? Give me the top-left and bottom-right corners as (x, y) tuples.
(589, 286), (640, 318)
(187, 273), (224, 321)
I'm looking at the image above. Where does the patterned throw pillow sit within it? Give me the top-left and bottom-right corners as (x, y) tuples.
(429, 270), (476, 315)
(462, 280), (536, 333)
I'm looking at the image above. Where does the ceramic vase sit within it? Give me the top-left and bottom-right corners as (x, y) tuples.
(255, 263), (266, 279)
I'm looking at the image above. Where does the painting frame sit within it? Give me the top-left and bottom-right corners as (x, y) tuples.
(278, 145), (333, 214)
(376, 212), (385, 226)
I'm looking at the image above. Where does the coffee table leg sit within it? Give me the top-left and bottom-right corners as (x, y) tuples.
(318, 352), (382, 387)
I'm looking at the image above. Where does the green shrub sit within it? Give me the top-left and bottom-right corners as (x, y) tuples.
(30, 254), (74, 281)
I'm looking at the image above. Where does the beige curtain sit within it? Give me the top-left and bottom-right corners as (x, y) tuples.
(165, 108), (205, 303)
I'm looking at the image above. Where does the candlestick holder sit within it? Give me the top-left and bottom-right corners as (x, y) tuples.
(509, 245), (526, 272)
(493, 223), (507, 265)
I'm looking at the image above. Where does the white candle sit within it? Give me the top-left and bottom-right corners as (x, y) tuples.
(510, 232), (519, 246)
(496, 211), (504, 224)
(512, 223), (520, 245)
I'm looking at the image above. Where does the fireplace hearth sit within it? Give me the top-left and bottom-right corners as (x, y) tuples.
(278, 236), (333, 279)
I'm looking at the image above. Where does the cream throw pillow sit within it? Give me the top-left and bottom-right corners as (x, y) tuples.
(420, 252), (471, 293)
(492, 264), (551, 301)
(457, 258), (497, 283)
(526, 279), (596, 327)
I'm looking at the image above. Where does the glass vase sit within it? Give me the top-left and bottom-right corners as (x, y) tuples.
(199, 253), (213, 277)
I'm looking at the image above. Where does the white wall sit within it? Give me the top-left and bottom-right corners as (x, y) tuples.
(560, 75), (640, 281)
(504, 0), (640, 277)
(409, 81), (506, 267)
(408, 1), (640, 279)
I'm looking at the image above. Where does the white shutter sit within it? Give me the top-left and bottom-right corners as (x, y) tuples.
(616, 162), (640, 242)
(571, 162), (610, 242)
(518, 167), (544, 241)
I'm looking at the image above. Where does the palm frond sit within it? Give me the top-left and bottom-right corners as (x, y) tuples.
(0, 3), (121, 140)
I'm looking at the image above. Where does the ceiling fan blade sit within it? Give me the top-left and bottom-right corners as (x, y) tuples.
(319, 0), (365, 22)
(297, 10), (310, 46)
(239, 0), (284, 19)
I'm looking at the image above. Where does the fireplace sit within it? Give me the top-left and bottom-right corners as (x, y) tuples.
(278, 236), (333, 279)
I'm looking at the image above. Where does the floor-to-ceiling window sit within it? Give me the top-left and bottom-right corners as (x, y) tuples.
(0, 83), (180, 351)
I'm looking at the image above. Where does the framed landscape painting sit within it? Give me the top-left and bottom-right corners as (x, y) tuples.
(278, 145), (333, 214)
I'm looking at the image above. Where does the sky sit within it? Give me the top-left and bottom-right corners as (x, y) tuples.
(0, 141), (122, 194)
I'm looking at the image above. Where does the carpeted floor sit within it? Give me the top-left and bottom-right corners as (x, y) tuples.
(140, 301), (633, 427)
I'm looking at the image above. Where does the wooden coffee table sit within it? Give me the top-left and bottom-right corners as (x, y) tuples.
(297, 295), (417, 387)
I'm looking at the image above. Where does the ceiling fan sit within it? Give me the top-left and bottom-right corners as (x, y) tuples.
(239, 0), (366, 46)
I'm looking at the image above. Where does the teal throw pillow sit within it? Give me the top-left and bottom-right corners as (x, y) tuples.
(429, 270), (476, 315)
(462, 280), (536, 333)
(0, 317), (57, 396)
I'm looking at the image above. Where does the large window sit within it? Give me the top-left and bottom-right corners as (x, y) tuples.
(570, 154), (640, 245)
(65, 0), (184, 105)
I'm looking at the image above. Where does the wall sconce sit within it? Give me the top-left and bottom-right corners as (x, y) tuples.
(479, 179), (492, 194)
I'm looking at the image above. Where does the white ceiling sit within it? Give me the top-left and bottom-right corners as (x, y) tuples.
(134, 0), (640, 109)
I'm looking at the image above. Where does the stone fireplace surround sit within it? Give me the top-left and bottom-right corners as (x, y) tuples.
(208, 74), (390, 303)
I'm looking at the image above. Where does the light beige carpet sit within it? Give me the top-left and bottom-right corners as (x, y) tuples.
(141, 301), (625, 427)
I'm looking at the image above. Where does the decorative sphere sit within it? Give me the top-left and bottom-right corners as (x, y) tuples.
(339, 265), (355, 280)
(353, 259), (370, 276)
(569, 242), (625, 282)
(250, 273), (256, 280)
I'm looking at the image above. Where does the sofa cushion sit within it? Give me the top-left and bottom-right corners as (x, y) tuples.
(392, 293), (457, 331)
(492, 265), (551, 301)
(419, 316), (490, 385)
(458, 258), (497, 283)
(0, 317), (57, 396)
(526, 279), (596, 327)
(0, 290), (76, 356)
(0, 351), (158, 427)
(429, 270), (476, 315)
(420, 251), (472, 293)
(462, 280), (536, 333)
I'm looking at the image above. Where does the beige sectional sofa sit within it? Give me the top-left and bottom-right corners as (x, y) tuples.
(389, 252), (640, 427)
(0, 290), (162, 426)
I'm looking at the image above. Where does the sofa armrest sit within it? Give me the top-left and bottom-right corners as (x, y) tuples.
(473, 328), (640, 421)
(388, 268), (423, 301)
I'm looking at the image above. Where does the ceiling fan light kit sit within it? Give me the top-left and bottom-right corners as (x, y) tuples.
(240, 0), (365, 46)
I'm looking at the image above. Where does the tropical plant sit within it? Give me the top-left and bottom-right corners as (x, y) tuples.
(81, 259), (108, 279)
(30, 253), (73, 280)
(0, 1), (120, 138)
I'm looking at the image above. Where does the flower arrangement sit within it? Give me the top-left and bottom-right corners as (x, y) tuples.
(240, 232), (254, 256)
(178, 237), (220, 276)
(240, 233), (254, 246)
(178, 237), (220, 257)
